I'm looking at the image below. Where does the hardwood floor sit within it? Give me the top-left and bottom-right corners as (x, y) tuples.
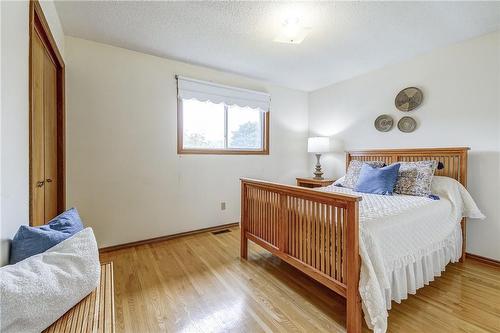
(100, 227), (500, 333)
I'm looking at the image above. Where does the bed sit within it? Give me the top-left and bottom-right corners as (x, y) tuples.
(239, 147), (484, 333)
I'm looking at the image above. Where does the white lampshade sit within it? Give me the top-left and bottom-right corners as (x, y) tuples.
(307, 137), (330, 153)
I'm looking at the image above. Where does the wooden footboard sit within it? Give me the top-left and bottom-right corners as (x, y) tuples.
(240, 178), (363, 332)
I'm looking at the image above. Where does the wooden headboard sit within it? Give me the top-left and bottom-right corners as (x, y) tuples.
(346, 147), (470, 187)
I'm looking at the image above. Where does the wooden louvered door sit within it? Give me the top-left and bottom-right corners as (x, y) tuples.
(43, 41), (59, 222)
(31, 32), (46, 226)
(30, 1), (65, 226)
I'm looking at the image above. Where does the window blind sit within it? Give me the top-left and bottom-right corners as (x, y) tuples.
(176, 75), (271, 112)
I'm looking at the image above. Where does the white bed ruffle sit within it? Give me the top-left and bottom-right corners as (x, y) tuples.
(386, 223), (461, 306)
(321, 176), (484, 333)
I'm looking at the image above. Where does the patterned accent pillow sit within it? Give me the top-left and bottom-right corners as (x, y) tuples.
(394, 160), (438, 196)
(342, 160), (386, 189)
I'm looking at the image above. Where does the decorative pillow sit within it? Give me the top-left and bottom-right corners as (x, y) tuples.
(9, 208), (84, 264)
(355, 163), (401, 195)
(342, 160), (386, 189)
(394, 160), (438, 197)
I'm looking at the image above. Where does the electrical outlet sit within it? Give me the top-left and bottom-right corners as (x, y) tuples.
(220, 202), (226, 210)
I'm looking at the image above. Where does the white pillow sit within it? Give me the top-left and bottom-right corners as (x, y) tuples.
(333, 176), (345, 186)
(0, 228), (100, 333)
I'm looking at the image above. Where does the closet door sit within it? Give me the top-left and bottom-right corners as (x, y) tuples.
(29, 1), (65, 227)
(43, 46), (59, 221)
(31, 33), (46, 226)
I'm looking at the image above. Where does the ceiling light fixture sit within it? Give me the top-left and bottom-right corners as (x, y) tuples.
(274, 17), (311, 44)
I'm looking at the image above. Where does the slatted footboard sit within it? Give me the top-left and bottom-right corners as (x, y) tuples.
(240, 178), (363, 332)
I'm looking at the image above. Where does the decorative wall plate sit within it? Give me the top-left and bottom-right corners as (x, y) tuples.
(374, 114), (394, 132)
(395, 87), (423, 112)
(398, 116), (417, 133)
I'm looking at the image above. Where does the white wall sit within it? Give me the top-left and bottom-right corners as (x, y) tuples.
(64, 37), (309, 248)
(309, 31), (500, 260)
(0, 0), (65, 266)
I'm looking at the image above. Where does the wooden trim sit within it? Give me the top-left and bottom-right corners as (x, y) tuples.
(29, 0), (66, 225)
(179, 149), (270, 155)
(177, 98), (270, 155)
(99, 222), (239, 253)
(264, 111), (270, 154)
(30, 1), (65, 67)
(466, 253), (500, 267)
(177, 97), (183, 154)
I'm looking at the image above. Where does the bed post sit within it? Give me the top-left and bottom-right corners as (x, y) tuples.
(346, 200), (362, 333)
(460, 148), (468, 262)
(240, 181), (248, 260)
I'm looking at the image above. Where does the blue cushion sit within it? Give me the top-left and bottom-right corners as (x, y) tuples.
(354, 163), (401, 195)
(9, 208), (84, 264)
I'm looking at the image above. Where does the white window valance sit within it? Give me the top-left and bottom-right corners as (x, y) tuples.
(176, 75), (271, 112)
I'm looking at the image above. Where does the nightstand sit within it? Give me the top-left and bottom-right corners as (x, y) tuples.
(296, 177), (335, 188)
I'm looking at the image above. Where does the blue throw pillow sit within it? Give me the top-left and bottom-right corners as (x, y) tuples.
(355, 163), (401, 195)
(9, 208), (84, 264)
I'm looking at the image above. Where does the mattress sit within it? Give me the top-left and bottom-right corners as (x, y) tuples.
(319, 176), (484, 333)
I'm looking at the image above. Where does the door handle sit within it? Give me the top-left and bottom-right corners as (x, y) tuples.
(36, 180), (45, 187)
(46, 178), (53, 183)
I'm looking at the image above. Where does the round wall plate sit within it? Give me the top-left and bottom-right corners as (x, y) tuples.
(398, 116), (417, 133)
(395, 87), (423, 111)
(374, 114), (394, 132)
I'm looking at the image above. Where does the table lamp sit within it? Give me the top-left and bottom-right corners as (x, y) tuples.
(307, 137), (330, 179)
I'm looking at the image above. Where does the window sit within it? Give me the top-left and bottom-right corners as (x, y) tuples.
(177, 76), (270, 154)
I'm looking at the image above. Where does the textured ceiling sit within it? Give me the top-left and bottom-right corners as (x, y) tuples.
(54, 1), (500, 91)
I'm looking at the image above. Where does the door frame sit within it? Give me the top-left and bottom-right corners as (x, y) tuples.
(29, 0), (65, 225)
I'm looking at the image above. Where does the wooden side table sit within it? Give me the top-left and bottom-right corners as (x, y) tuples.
(296, 177), (335, 188)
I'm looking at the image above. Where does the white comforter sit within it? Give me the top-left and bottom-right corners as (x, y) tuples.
(320, 176), (484, 333)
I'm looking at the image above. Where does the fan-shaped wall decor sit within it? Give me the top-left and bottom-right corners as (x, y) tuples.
(395, 87), (423, 112)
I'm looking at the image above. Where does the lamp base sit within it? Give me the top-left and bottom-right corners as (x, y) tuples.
(313, 154), (324, 180)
